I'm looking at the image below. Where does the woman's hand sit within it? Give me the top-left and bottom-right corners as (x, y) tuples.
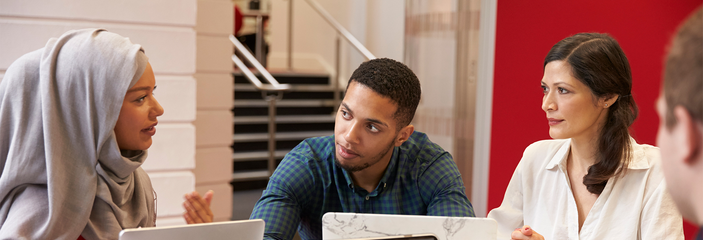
(511, 225), (545, 240)
(183, 190), (214, 224)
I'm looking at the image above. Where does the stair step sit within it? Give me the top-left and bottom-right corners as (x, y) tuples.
(232, 150), (291, 162)
(235, 84), (340, 92)
(234, 122), (334, 134)
(233, 70), (329, 78)
(233, 106), (335, 116)
(234, 99), (336, 107)
(232, 140), (305, 152)
(233, 131), (333, 141)
(234, 115), (335, 124)
(234, 90), (343, 101)
(233, 72), (330, 85)
(232, 170), (269, 182)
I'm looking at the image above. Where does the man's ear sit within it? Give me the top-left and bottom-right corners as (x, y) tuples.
(395, 124), (415, 147)
(674, 106), (702, 165)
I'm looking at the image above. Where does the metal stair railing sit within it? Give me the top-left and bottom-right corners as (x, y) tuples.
(286, 0), (377, 110)
(301, 0), (375, 60)
(230, 35), (291, 177)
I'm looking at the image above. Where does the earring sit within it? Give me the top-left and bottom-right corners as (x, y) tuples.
(605, 103), (608, 107)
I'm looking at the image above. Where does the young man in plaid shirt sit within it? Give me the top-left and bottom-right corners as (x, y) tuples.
(185, 58), (474, 240)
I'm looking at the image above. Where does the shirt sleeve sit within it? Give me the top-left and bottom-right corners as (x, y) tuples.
(640, 179), (684, 240)
(487, 157), (525, 240)
(421, 152), (476, 217)
(249, 143), (315, 240)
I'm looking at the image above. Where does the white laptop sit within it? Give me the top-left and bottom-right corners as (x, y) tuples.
(119, 219), (265, 240)
(337, 234), (439, 240)
(322, 213), (496, 240)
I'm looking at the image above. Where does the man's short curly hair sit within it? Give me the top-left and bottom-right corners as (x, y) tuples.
(347, 58), (421, 129)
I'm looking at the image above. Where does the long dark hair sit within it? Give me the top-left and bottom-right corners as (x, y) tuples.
(544, 33), (638, 194)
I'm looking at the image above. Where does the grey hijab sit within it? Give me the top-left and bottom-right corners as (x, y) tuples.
(0, 29), (156, 239)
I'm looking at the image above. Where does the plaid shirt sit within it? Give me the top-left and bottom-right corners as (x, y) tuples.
(249, 131), (475, 240)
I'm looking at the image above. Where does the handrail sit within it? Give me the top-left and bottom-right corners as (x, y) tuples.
(231, 56), (287, 91)
(303, 0), (376, 60)
(230, 35), (290, 90)
(230, 34), (289, 177)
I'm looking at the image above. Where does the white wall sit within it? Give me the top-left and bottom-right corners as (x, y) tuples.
(267, 0), (344, 74)
(193, 0), (234, 222)
(0, 0), (201, 226)
(365, 1), (405, 61)
(267, 0), (405, 85)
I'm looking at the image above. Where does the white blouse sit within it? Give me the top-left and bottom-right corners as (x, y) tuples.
(488, 139), (683, 240)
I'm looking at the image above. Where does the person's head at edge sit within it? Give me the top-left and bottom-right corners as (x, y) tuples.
(542, 33), (638, 195)
(334, 58), (421, 176)
(656, 6), (703, 225)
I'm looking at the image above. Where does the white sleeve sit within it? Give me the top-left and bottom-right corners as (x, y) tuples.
(640, 179), (684, 240)
(487, 158), (526, 240)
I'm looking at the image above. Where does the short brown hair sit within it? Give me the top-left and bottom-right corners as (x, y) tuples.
(664, 6), (703, 128)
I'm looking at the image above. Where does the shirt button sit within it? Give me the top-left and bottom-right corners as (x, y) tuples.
(365, 196), (369, 200)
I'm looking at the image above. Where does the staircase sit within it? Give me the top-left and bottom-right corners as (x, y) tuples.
(231, 71), (341, 192)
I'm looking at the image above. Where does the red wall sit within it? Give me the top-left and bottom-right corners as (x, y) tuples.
(489, 0), (702, 238)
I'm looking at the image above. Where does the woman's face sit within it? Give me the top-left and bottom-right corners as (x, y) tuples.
(114, 62), (164, 151)
(541, 60), (610, 141)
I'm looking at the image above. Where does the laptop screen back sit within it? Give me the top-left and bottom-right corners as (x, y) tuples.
(119, 219), (265, 240)
(322, 213), (496, 240)
(342, 234), (439, 240)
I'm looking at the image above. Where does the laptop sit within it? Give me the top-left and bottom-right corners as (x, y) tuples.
(119, 219), (265, 240)
(322, 213), (496, 240)
(339, 234), (439, 240)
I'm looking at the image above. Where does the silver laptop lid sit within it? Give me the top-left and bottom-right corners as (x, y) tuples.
(119, 219), (265, 240)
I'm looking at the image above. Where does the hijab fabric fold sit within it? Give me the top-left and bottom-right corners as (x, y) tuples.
(0, 28), (155, 239)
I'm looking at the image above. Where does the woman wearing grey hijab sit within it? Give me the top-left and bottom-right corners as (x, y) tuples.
(0, 28), (164, 239)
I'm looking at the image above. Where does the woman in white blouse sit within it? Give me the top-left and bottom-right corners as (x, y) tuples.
(487, 33), (684, 240)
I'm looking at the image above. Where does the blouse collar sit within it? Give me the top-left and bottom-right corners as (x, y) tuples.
(546, 137), (650, 170)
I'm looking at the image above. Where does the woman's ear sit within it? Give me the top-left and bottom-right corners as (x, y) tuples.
(601, 94), (620, 108)
(395, 124), (415, 147)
